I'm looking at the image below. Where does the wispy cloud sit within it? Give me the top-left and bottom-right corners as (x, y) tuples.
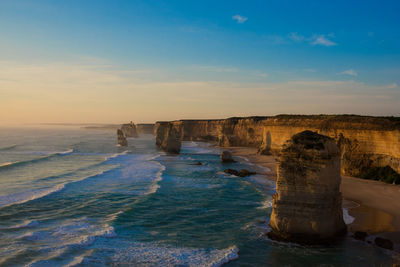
(232, 14), (248, 24)
(339, 69), (358, 76)
(311, 35), (337, 46)
(288, 32), (305, 42)
(257, 73), (269, 78)
(387, 83), (398, 89)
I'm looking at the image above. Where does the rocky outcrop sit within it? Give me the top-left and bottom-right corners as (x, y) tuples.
(117, 129), (128, 146)
(137, 124), (155, 135)
(154, 115), (400, 178)
(121, 122), (138, 138)
(224, 168), (256, 177)
(267, 131), (346, 244)
(156, 122), (181, 154)
(220, 151), (235, 163)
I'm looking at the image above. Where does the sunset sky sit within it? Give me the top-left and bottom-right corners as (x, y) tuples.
(1, 0), (399, 124)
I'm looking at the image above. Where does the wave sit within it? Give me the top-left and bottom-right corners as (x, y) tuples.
(103, 242), (239, 267)
(0, 167), (117, 209)
(0, 144), (18, 151)
(0, 184), (65, 208)
(0, 149), (74, 170)
(104, 150), (129, 161)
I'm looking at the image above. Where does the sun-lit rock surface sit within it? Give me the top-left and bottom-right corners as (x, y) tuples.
(154, 115), (400, 177)
(155, 122), (181, 154)
(121, 122), (139, 138)
(268, 131), (346, 244)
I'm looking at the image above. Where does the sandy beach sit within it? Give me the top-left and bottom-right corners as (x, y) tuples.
(227, 146), (400, 249)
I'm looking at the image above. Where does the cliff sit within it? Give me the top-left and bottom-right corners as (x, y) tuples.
(268, 131), (346, 244)
(137, 124), (154, 135)
(121, 122), (138, 138)
(155, 122), (181, 154)
(154, 115), (400, 177)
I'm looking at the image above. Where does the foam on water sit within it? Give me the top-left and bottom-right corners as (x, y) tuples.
(85, 240), (239, 267)
(343, 208), (355, 224)
(0, 183), (65, 209)
(0, 166), (117, 209)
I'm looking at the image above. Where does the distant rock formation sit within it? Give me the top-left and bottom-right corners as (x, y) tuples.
(117, 129), (128, 146)
(136, 124), (155, 135)
(121, 122), (138, 138)
(220, 151), (235, 163)
(268, 131), (346, 244)
(154, 115), (400, 178)
(156, 123), (181, 154)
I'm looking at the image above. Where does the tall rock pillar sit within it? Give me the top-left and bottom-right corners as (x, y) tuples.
(268, 130), (346, 244)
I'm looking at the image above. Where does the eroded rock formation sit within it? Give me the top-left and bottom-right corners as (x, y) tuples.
(121, 122), (138, 138)
(220, 151), (235, 163)
(136, 124), (155, 135)
(154, 115), (400, 178)
(156, 123), (181, 154)
(268, 131), (346, 244)
(117, 129), (128, 146)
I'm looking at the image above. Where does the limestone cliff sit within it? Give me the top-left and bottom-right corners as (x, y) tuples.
(155, 122), (181, 154)
(155, 115), (400, 177)
(121, 122), (138, 138)
(136, 124), (154, 135)
(268, 131), (346, 244)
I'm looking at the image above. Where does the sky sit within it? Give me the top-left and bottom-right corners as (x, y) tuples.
(0, 0), (399, 124)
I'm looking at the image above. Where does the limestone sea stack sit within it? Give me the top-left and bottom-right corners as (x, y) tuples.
(268, 130), (346, 244)
(121, 122), (139, 138)
(157, 124), (181, 154)
(220, 151), (235, 163)
(117, 129), (128, 146)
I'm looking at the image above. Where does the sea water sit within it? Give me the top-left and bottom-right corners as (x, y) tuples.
(0, 126), (397, 266)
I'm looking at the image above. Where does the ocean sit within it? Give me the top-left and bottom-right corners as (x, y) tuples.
(0, 126), (397, 266)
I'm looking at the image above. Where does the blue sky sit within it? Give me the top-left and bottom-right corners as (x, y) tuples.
(0, 0), (399, 123)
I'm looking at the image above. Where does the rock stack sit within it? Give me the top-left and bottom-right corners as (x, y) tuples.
(117, 129), (128, 146)
(121, 122), (139, 138)
(156, 123), (181, 154)
(268, 130), (346, 244)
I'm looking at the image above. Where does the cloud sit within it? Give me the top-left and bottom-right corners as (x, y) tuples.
(257, 73), (269, 78)
(288, 32), (305, 42)
(339, 69), (358, 76)
(311, 35), (337, 46)
(232, 14), (248, 24)
(387, 83), (398, 89)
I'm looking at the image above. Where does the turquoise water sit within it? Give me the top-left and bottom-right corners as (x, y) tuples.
(0, 126), (398, 266)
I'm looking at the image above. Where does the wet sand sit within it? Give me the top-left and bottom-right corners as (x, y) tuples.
(227, 146), (400, 248)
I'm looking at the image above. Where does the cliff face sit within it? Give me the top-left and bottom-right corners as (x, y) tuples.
(268, 131), (346, 244)
(137, 124), (154, 135)
(155, 122), (181, 153)
(121, 122), (138, 138)
(155, 115), (400, 176)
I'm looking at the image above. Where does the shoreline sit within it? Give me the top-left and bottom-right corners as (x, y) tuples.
(225, 146), (400, 251)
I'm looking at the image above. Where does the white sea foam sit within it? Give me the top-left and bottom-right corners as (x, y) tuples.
(56, 149), (74, 155)
(105, 150), (129, 161)
(257, 198), (273, 209)
(343, 208), (355, 224)
(0, 184), (65, 208)
(0, 166), (117, 209)
(109, 242), (239, 267)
